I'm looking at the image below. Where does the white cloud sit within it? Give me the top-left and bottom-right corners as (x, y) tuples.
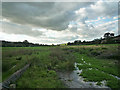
(113, 16), (118, 19)
(1, 21), (43, 37)
(0, 32), (36, 43)
(77, 1), (118, 20)
(1, 1), (119, 44)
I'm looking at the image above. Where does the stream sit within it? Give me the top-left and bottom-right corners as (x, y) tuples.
(57, 62), (112, 89)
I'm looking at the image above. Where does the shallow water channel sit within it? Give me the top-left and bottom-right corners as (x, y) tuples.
(57, 62), (111, 89)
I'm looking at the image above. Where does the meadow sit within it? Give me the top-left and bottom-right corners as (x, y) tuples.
(2, 44), (120, 88)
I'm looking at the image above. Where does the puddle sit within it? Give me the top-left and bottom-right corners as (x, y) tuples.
(57, 62), (111, 89)
(79, 57), (120, 80)
(58, 57), (119, 89)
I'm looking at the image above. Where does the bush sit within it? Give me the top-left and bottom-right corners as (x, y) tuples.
(16, 57), (22, 60)
(91, 51), (101, 56)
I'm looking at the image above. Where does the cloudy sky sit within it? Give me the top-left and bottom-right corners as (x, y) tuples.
(0, 0), (119, 44)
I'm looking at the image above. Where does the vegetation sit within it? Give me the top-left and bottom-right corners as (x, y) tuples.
(62, 44), (120, 88)
(16, 48), (66, 88)
(2, 41), (120, 88)
(2, 47), (75, 88)
(1, 40), (50, 47)
(1, 33), (120, 47)
(67, 34), (120, 45)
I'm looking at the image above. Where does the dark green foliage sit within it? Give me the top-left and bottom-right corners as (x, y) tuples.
(96, 82), (102, 86)
(91, 51), (101, 56)
(2, 40), (50, 47)
(101, 47), (107, 50)
(16, 57), (22, 60)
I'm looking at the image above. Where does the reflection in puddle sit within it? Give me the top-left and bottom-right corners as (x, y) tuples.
(58, 62), (111, 89)
(73, 62), (110, 88)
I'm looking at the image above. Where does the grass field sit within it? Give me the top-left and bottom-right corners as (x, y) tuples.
(63, 44), (120, 88)
(2, 44), (120, 88)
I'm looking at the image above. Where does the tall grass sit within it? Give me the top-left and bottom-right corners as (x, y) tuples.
(16, 47), (65, 88)
(50, 47), (75, 71)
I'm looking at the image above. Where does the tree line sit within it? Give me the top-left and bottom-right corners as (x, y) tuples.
(1, 32), (120, 47)
(1, 40), (50, 47)
(67, 33), (120, 45)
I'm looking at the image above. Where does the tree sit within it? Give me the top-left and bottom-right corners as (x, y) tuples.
(104, 32), (110, 38)
(23, 40), (29, 47)
(74, 40), (78, 45)
(104, 32), (114, 38)
(83, 40), (86, 43)
(78, 40), (81, 43)
(110, 33), (114, 37)
(23, 40), (29, 43)
(67, 42), (71, 45)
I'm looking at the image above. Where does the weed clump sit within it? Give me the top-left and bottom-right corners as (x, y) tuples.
(96, 82), (102, 86)
(91, 51), (101, 56)
(16, 57), (22, 60)
(50, 47), (75, 71)
(101, 47), (107, 50)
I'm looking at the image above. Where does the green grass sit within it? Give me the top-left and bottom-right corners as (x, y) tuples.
(2, 46), (75, 88)
(2, 44), (120, 88)
(2, 47), (51, 81)
(64, 44), (120, 89)
(17, 69), (64, 88)
(15, 47), (75, 88)
(74, 53), (119, 77)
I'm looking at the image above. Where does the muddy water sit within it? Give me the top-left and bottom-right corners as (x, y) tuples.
(57, 62), (111, 89)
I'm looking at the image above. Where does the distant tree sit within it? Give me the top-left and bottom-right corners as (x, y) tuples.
(110, 33), (114, 37)
(67, 42), (71, 45)
(104, 32), (114, 38)
(23, 40), (29, 47)
(104, 32), (110, 38)
(103, 32), (115, 44)
(93, 39), (101, 44)
(23, 40), (29, 43)
(74, 40), (78, 45)
(78, 40), (81, 43)
(83, 40), (86, 43)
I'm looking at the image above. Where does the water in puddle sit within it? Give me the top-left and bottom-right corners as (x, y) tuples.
(58, 62), (111, 89)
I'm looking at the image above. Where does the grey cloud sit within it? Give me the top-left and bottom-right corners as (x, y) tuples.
(2, 2), (93, 31)
(1, 1), (118, 44)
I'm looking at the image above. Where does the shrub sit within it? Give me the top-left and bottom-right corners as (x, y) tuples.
(16, 57), (22, 60)
(91, 51), (101, 56)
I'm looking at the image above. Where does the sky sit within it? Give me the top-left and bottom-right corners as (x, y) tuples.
(0, 0), (119, 45)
